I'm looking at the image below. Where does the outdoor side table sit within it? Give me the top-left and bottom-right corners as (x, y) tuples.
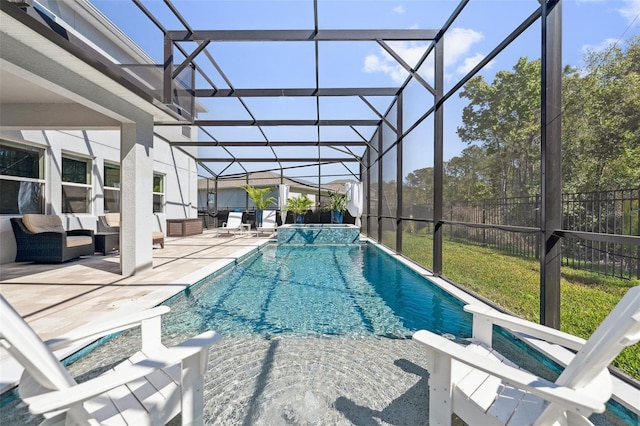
(166, 218), (204, 237)
(95, 232), (119, 255)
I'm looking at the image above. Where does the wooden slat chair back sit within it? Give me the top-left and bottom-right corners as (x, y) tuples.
(1, 296), (76, 401)
(413, 286), (640, 426)
(0, 295), (221, 425)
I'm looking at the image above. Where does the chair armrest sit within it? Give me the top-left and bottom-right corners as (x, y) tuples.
(412, 329), (606, 414)
(67, 229), (94, 237)
(25, 231), (65, 240)
(45, 306), (170, 351)
(97, 216), (119, 233)
(26, 331), (221, 415)
(464, 305), (586, 351)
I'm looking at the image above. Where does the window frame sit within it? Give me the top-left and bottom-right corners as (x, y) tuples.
(103, 162), (121, 213)
(153, 172), (165, 213)
(0, 141), (45, 215)
(61, 153), (92, 214)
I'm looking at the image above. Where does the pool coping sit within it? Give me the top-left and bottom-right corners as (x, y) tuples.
(360, 238), (640, 417)
(0, 238), (272, 395)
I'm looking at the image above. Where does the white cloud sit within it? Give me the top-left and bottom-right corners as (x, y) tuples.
(581, 38), (618, 54)
(364, 53), (409, 83)
(618, 0), (640, 24)
(456, 53), (487, 75)
(442, 28), (484, 67)
(392, 5), (405, 14)
(362, 27), (485, 84)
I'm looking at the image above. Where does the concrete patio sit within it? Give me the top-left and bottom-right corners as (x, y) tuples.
(0, 229), (272, 391)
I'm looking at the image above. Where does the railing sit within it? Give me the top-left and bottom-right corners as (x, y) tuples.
(562, 189), (639, 279)
(407, 189), (639, 279)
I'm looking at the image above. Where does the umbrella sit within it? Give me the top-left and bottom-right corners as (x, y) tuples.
(279, 184), (289, 223)
(345, 182), (363, 227)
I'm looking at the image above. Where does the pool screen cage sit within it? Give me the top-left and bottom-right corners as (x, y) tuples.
(117, 0), (640, 328)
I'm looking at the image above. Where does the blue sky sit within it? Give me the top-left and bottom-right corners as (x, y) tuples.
(91, 0), (640, 181)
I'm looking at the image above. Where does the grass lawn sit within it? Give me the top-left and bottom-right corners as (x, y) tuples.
(399, 231), (640, 379)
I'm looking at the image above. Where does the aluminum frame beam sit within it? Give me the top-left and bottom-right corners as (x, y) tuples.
(198, 157), (360, 163)
(162, 119), (381, 126)
(540, 0), (563, 329)
(432, 33), (445, 276)
(167, 29), (439, 42)
(554, 230), (640, 246)
(193, 88), (400, 97)
(171, 141), (369, 147)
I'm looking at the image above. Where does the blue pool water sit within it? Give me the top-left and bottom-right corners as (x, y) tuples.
(0, 242), (635, 425)
(161, 243), (473, 340)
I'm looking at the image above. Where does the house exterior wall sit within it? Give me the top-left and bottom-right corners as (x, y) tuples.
(0, 128), (197, 264)
(197, 186), (316, 213)
(0, 0), (202, 264)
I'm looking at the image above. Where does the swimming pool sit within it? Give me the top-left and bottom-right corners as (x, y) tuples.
(161, 243), (472, 340)
(1, 242), (633, 425)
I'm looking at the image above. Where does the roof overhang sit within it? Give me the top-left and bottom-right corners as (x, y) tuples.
(0, 2), (184, 127)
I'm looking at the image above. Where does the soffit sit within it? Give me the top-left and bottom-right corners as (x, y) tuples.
(0, 7), (180, 124)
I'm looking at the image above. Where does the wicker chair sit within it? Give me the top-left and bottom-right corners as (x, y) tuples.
(10, 215), (94, 263)
(97, 212), (120, 233)
(98, 213), (164, 248)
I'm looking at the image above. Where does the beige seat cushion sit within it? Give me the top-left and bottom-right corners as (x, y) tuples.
(66, 235), (93, 248)
(22, 214), (65, 234)
(104, 213), (120, 228)
(152, 232), (164, 239)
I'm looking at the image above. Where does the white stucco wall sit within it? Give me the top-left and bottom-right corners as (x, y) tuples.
(0, 128), (197, 264)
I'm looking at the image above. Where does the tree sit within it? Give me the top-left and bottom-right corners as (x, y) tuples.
(404, 167), (433, 205)
(444, 146), (493, 203)
(562, 36), (640, 191)
(457, 57), (542, 200)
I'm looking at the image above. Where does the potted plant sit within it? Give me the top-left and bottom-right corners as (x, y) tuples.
(242, 185), (276, 227)
(327, 191), (347, 224)
(286, 194), (314, 224)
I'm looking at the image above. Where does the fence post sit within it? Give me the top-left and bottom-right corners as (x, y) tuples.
(536, 194), (541, 259)
(482, 200), (486, 247)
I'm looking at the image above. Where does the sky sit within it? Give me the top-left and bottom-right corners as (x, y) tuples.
(88, 0), (640, 182)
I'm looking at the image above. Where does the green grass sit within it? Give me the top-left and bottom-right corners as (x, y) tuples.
(398, 231), (640, 379)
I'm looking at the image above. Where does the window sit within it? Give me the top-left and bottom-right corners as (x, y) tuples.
(100, 167), (164, 213)
(104, 163), (120, 213)
(0, 142), (45, 214)
(62, 155), (92, 214)
(153, 173), (165, 213)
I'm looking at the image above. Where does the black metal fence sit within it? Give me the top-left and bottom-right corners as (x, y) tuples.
(562, 189), (639, 280)
(436, 189), (639, 279)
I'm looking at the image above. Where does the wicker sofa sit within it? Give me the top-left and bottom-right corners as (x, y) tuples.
(10, 214), (94, 263)
(98, 213), (164, 248)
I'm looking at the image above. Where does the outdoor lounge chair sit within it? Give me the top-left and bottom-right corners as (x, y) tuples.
(0, 294), (221, 425)
(412, 285), (640, 426)
(219, 211), (246, 235)
(10, 215), (94, 263)
(256, 209), (278, 236)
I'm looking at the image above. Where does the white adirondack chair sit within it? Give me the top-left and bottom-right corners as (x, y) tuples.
(413, 285), (640, 426)
(0, 295), (221, 425)
(220, 211), (246, 235)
